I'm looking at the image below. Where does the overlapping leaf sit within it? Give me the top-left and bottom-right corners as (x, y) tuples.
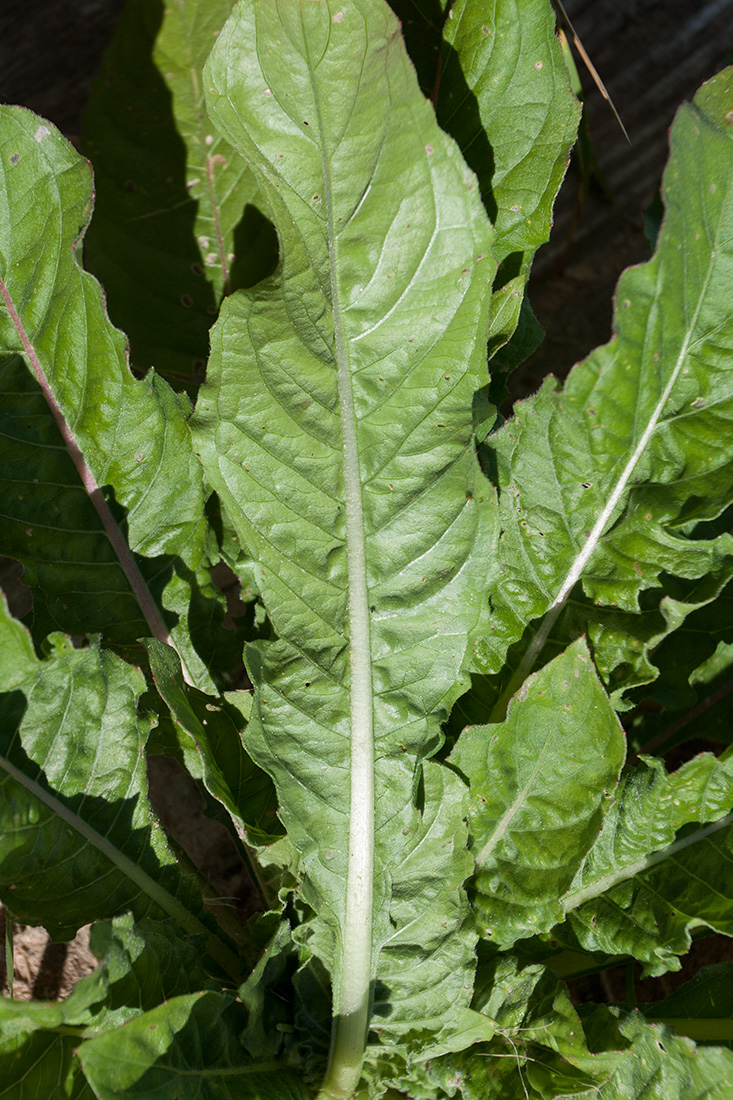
(451, 639), (626, 947)
(415, 956), (619, 1100)
(0, 106), (215, 684)
(146, 639), (281, 906)
(438, 0), (579, 370)
(0, 986), (99, 1100)
(0, 913), (213, 1100)
(0, 600), (237, 977)
(624, 579), (733, 752)
(192, 0), (496, 1086)
(473, 68), (733, 707)
(82, 0), (277, 387)
(422, 988), (733, 1100)
(78, 992), (306, 1100)
(391, 0), (580, 381)
(577, 1006), (733, 1100)
(561, 752), (733, 975)
(642, 961), (733, 1042)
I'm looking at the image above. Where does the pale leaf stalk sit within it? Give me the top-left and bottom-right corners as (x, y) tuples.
(305, 25), (374, 1100)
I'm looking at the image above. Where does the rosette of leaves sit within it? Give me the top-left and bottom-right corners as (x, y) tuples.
(1, 2), (733, 1099)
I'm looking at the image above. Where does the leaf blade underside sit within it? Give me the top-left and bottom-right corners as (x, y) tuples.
(476, 67), (733, 710)
(192, 0), (496, 1093)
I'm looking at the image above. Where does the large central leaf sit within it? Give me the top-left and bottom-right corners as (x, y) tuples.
(192, 0), (495, 1094)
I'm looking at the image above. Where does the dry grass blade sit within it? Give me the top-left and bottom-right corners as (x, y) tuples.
(554, 0), (631, 142)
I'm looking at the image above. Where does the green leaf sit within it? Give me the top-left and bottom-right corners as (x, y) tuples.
(562, 753), (733, 975)
(580, 1006), (733, 1100)
(88, 912), (215, 1026)
(439, 0), (579, 268)
(77, 992), (306, 1100)
(0, 106), (214, 685)
(0, 604), (238, 978)
(641, 961), (733, 1042)
(0, 590), (36, 690)
(450, 639), (625, 947)
(0, 912), (214, 1099)
(418, 956), (617, 1100)
(0, 987), (99, 1100)
(626, 579), (733, 753)
(239, 917), (299, 1062)
(475, 67), (733, 710)
(438, 0), (579, 362)
(146, 639), (279, 850)
(427, 999), (733, 1100)
(191, 0), (495, 1092)
(82, 0), (277, 388)
(390, 0), (580, 385)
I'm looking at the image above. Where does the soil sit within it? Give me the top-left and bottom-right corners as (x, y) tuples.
(2, 0), (733, 1015)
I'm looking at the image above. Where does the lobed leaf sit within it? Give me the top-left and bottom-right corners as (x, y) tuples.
(474, 67), (733, 709)
(0, 106), (215, 685)
(417, 956), (618, 1100)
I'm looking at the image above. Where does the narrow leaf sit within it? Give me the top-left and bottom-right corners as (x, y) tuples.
(192, 0), (495, 1092)
(82, 0), (277, 387)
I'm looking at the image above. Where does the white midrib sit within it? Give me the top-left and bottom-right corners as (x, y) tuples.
(563, 809), (733, 912)
(495, 242), (718, 714)
(302, 32), (375, 1100)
